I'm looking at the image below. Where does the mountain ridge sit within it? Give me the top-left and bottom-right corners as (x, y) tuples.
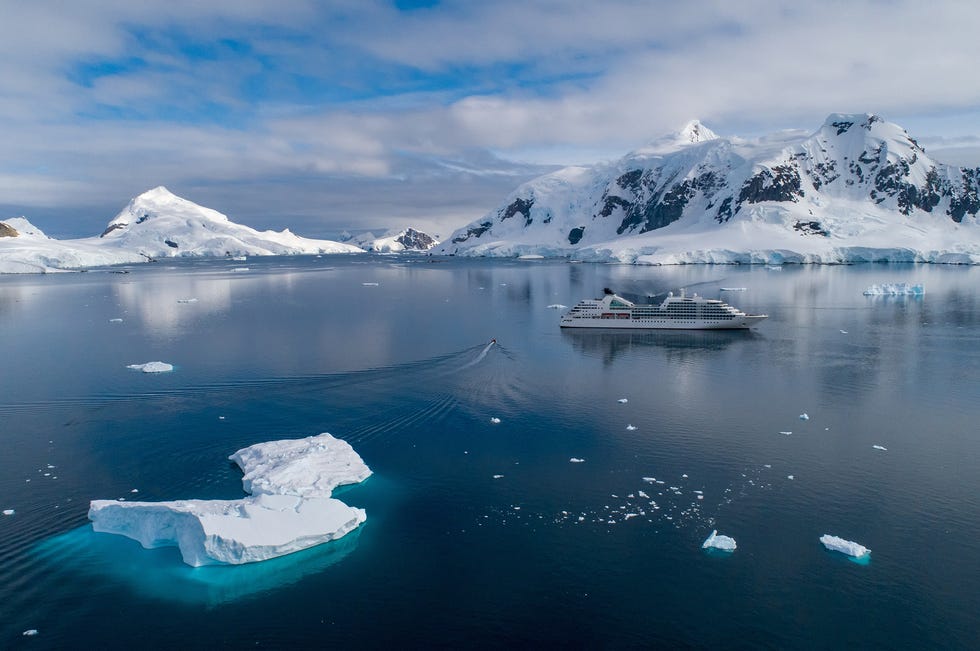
(436, 113), (980, 264)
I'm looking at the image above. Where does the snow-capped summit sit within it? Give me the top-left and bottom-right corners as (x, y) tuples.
(634, 119), (719, 155)
(349, 227), (439, 252)
(437, 113), (980, 264)
(102, 186), (231, 238)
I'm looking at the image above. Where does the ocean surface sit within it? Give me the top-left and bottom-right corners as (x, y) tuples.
(1, 256), (978, 649)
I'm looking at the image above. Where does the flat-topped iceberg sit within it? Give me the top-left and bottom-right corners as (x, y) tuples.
(89, 433), (371, 566)
(820, 534), (870, 558)
(702, 529), (737, 552)
(127, 361), (174, 373)
(863, 283), (924, 296)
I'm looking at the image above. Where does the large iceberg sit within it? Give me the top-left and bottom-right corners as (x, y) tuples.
(89, 433), (371, 566)
(819, 534), (870, 558)
(863, 283), (924, 296)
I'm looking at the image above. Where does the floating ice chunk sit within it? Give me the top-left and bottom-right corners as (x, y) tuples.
(617, 398), (628, 404)
(109, 318), (123, 323)
(231, 267), (249, 272)
(569, 458), (585, 463)
(89, 433), (371, 566)
(638, 491), (649, 498)
(720, 287), (746, 291)
(176, 298), (198, 303)
(787, 475), (795, 480)
(546, 304), (567, 309)
(872, 445), (888, 451)
(681, 474), (688, 478)
(839, 329), (848, 334)
(3, 509), (14, 515)
(23, 629), (38, 637)
(863, 283), (924, 296)
(362, 282), (379, 286)
(779, 431), (792, 436)
(130, 489), (139, 493)
(489, 417), (501, 424)
(702, 530), (737, 552)
(127, 362), (174, 373)
(492, 474), (504, 479)
(625, 424), (637, 431)
(820, 534), (870, 558)
(799, 413), (809, 421)
(643, 477), (656, 483)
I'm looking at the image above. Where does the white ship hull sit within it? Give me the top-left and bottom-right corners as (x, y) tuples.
(560, 289), (767, 331)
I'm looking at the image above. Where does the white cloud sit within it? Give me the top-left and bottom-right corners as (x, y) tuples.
(2, 0), (980, 236)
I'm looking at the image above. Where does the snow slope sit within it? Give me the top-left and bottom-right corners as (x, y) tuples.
(0, 186), (362, 273)
(437, 114), (980, 264)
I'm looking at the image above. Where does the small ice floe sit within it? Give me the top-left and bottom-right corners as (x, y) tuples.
(126, 362), (174, 373)
(489, 417), (501, 424)
(799, 413), (809, 421)
(362, 282), (379, 286)
(108, 318), (123, 323)
(231, 267), (249, 272)
(872, 445), (888, 451)
(720, 287), (746, 291)
(779, 431), (792, 436)
(569, 458), (585, 463)
(681, 474), (688, 478)
(787, 475), (795, 480)
(625, 424), (637, 431)
(820, 534), (870, 559)
(23, 629), (38, 637)
(492, 475), (504, 479)
(130, 489), (139, 493)
(546, 304), (567, 309)
(642, 477), (656, 483)
(617, 398), (628, 404)
(839, 329), (848, 334)
(2, 509), (14, 515)
(702, 530), (737, 552)
(176, 298), (198, 304)
(863, 283), (924, 296)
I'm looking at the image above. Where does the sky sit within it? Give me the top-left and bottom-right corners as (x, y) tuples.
(3, 0), (980, 240)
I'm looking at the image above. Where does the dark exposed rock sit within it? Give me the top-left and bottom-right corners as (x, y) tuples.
(100, 223), (127, 238)
(568, 226), (585, 245)
(395, 228), (436, 251)
(793, 220), (830, 236)
(136, 214), (150, 224)
(738, 164), (803, 205)
(0, 222), (19, 238)
(832, 120), (854, 135)
(165, 239), (179, 248)
(715, 197), (733, 223)
(498, 197), (534, 227)
(452, 221), (493, 243)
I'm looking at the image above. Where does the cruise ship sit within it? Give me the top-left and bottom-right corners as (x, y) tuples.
(560, 288), (767, 330)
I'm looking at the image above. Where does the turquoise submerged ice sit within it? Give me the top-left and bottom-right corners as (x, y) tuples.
(863, 283), (924, 295)
(88, 433), (371, 566)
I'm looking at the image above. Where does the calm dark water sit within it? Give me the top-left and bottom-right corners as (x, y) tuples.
(0, 256), (978, 649)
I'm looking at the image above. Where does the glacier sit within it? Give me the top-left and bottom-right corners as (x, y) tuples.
(88, 433), (371, 567)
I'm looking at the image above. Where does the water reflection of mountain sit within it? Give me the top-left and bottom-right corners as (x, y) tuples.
(562, 328), (759, 365)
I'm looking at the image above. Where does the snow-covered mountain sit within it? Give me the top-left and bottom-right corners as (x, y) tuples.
(437, 114), (980, 264)
(346, 227), (439, 252)
(0, 187), (362, 273)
